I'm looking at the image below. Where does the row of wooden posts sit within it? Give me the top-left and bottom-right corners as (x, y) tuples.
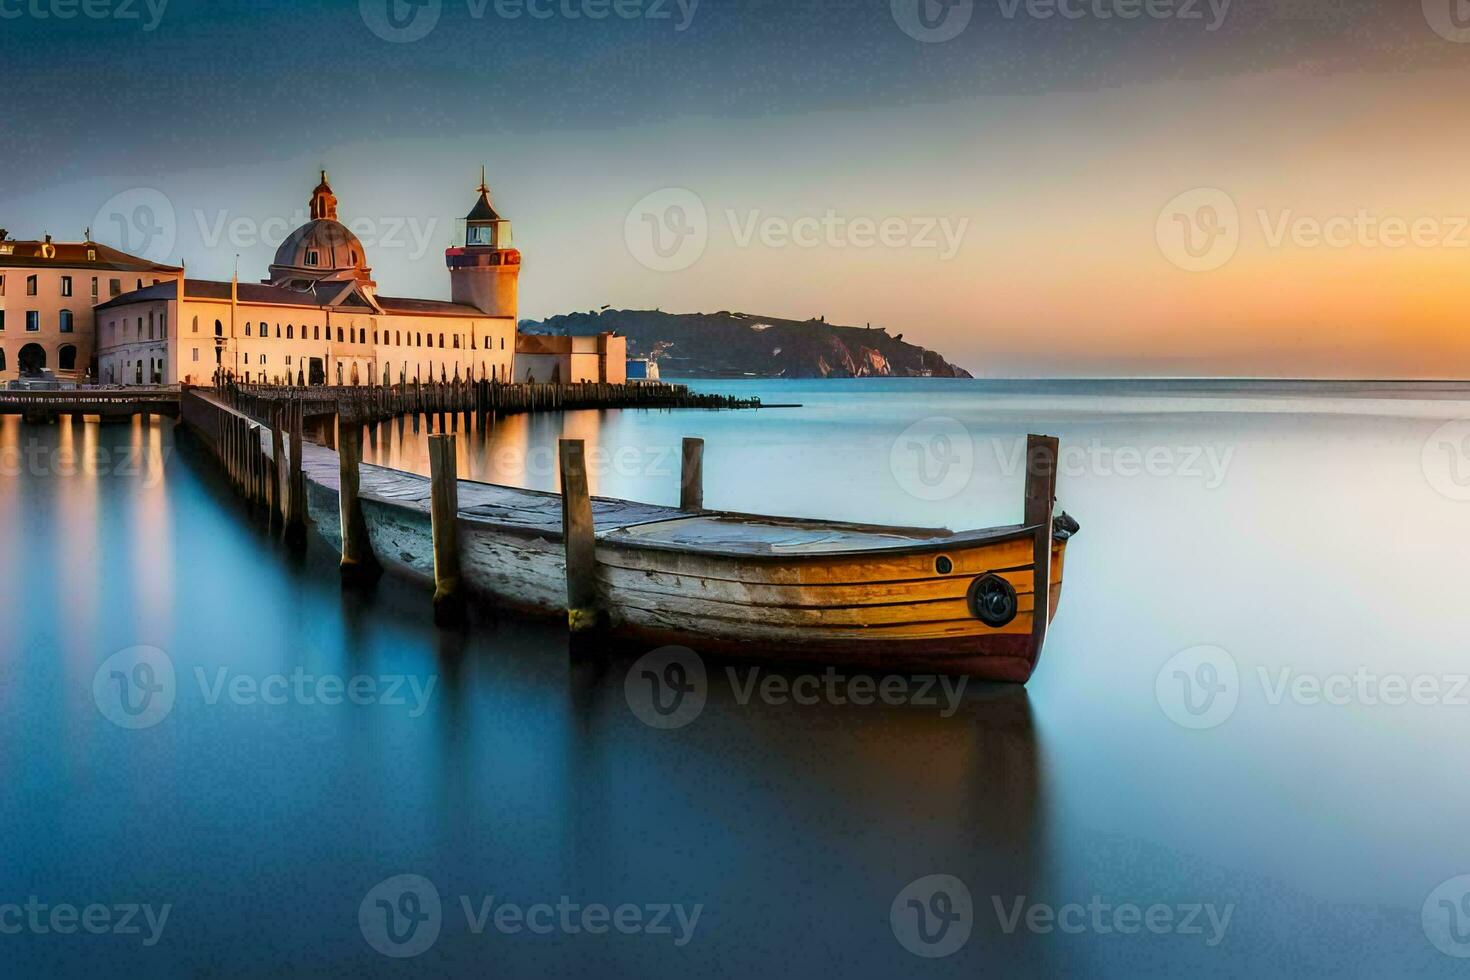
(205, 390), (707, 631)
(215, 377), (763, 427)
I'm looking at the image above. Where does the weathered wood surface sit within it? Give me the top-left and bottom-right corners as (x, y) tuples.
(183, 390), (1072, 681)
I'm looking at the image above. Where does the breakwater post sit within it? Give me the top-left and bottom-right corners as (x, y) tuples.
(337, 411), (381, 582)
(558, 438), (598, 633)
(680, 437), (704, 511)
(428, 433), (464, 626)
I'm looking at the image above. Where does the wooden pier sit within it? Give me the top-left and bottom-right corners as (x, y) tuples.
(178, 387), (1076, 682)
(0, 387), (181, 421)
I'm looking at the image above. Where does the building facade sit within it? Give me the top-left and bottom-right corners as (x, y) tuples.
(514, 332), (627, 384)
(0, 232), (180, 383)
(95, 174), (522, 387)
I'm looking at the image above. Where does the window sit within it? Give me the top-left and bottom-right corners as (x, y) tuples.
(110, 279), (120, 297)
(0, 349), (5, 371)
(0, 275), (5, 295)
(60, 276), (72, 297)
(245, 353), (251, 364)
(90, 277), (98, 299)
(373, 330), (378, 344)
(453, 334), (460, 349)
(0, 311), (4, 331)
(192, 348), (200, 362)
(26, 311), (39, 331)
(192, 316), (199, 333)
(26, 275), (37, 296)
(337, 327), (344, 342)
(439, 333), (445, 348)
(214, 319), (222, 337)
(59, 345), (76, 371)
(314, 325), (320, 340)
(306, 250), (319, 266)
(287, 325), (294, 339)
(161, 311), (166, 338)
(136, 278), (142, 289)
(59, 310), (73, 333)
(275, 324), (281, 338)
(286, 355), (292, 365)
(261, 354), (267, 364)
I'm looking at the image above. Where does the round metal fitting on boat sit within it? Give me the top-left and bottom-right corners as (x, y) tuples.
(934, 555), (953, 575)
(967, 573), (1018, 628)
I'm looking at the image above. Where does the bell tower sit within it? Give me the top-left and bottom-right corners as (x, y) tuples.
(446, 168), (520, 318)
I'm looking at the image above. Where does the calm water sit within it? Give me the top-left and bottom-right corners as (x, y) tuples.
(6, 378), (1470, 976)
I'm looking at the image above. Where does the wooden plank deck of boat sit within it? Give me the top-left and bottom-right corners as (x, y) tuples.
(293, 436), (1012, 556)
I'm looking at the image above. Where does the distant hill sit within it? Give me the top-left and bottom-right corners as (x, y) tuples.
(519, 309), (972, 379)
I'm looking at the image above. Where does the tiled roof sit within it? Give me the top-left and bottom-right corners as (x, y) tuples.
(0, 239), (181, 274)
(95, 278), (487, 318)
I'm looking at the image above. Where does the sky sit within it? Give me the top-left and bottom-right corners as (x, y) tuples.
(4, 0), (1470, 377)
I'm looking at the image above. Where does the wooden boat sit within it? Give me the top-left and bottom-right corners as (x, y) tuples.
(185, 390), (1076, 684)
(293, 432), (1077, 684)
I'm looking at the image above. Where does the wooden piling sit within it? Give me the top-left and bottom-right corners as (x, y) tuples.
(680, 437), (704, 511)
(337, 414), (380, 581)
(270, 408), (286, 527)
(558, 438), (598, 632)
(427, 433), (464, 626)
(1024, 434), (1059, 652)
(285, 399), (307, 545)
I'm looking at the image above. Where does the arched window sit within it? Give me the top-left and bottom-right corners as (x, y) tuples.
(287, 324), (294, 339)
(214, 319), (223, 337)
(0, 349), (6, 372)
(192, 316), (199, 334)
(59, 310), (74, 333)
(453, 334), (460, 349)
(245, 322), (252, 336)
(439, 333), (445, 348)
(337, 327), (344, 342)
(314, 325), (320, 340)
(416, 332), (422, 347)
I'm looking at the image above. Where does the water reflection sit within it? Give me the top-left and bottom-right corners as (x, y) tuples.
(8, 380), (1470, 975)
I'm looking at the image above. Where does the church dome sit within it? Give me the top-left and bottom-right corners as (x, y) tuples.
(266, 172), (375, 288)
(271, 218), (368, 275)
